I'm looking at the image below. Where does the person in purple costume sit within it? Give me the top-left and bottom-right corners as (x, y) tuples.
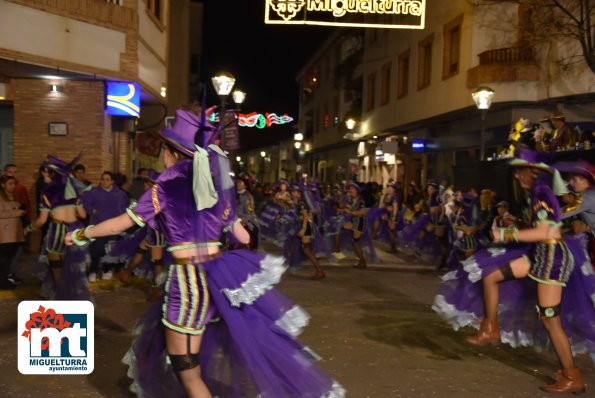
(288, 183), (325, 279)
(555, 160), (595, 270)
(434, 149), (590, 395)
(370, 183), (400, 252)
(26, 154), (91, 300)
(65, 109), (344, 398)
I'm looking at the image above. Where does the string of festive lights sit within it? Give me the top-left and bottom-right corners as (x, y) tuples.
(209, 112), (294, 129)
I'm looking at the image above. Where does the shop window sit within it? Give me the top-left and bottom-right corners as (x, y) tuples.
(417, 34), (434, 90)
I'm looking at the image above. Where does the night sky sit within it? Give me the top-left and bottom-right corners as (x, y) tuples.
(200, 1), (330, 149)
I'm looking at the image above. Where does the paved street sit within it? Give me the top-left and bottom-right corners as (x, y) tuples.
(0, 244), (593, 397)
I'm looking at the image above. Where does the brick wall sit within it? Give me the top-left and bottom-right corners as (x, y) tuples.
(12, 79), (114, 220)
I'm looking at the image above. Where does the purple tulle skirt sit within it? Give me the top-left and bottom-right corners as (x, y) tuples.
(336, 228), (378, 263)
(433, 236), (595, 362)
(103, 226), (147, 264)
(123, 250), (345, 397)
(33, 222), (91, 301)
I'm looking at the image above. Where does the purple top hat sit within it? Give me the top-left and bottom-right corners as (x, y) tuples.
(509, 148), (554, 173)
(160, 110), (218, 157)
(553, 160), (595, 185)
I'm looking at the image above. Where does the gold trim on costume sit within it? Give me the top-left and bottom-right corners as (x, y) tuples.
(562, 194), (583, 215)
(152, 184), (161, 214)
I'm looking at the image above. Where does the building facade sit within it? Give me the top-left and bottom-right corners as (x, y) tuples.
(296, 1), (595, 190)
(0, 0), (206, 220)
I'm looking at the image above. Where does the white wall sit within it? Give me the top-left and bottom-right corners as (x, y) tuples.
(137, 0), (168, 94)
(138, 41), (167, 94)
(0, 0), (125, 72)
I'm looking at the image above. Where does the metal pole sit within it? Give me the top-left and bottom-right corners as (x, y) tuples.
(219, 95), (226, 149)
(479, 109), (487, 161)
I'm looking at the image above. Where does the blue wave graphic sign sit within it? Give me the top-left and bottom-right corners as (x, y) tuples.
(106, 81), (141, 117)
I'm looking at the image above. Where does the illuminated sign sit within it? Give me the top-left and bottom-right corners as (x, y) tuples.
(106, 82), (140, 117)
(411, 139), (426, 152)
(209, 112), (294, 129)
(265, 0), (426, 29)
(375, 148), (384, 161)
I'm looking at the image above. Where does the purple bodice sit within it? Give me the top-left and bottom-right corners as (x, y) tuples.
(131, 160), (234, 245)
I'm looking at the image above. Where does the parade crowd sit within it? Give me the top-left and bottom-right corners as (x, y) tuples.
(0, 108), (593, 397)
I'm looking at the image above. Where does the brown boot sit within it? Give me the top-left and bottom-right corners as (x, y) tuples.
(466, 319), (501, 346)
(352, 241), (367, 268)
(540, 367), (586, 395)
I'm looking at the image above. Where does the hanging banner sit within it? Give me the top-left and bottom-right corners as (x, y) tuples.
(221, 111), (240, 152)
(265, 0), (426, 29)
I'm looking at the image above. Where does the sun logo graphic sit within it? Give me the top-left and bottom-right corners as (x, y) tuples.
(18, 301), (94, 375)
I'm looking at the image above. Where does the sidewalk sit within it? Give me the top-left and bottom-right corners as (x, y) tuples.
(0, 251), (150, 300)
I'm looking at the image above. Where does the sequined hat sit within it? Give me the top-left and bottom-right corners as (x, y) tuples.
(553, 160), (595, 185)
(509, 149), (554, 173)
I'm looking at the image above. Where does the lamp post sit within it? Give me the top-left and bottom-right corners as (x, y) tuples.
(211, 71), (236, 148)
(471, 86), (495, 161)
(260, 151), (267, 182)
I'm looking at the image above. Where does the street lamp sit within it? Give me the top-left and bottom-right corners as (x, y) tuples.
(232, 90), (246, 107)
(212, 71), (236, 149)
(345, 118), (357, 130)
(471, 86), (495, 161)
(260, 151), (266, 158)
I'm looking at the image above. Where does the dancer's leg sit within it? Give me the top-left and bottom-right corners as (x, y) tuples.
(467, 257), (529, 345)
(165, 329), (211, 398)
(537, 283), (585, 394)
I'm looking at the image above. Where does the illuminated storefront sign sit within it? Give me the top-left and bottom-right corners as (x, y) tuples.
(265, 0), (426, 29)
(411, 139), (426, 152)
(106, 82), (140, 117)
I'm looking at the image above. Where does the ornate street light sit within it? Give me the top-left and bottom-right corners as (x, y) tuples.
(471, 86), (495, 160)
(211, 71), (236, 97)
(232, 89), (246, 106)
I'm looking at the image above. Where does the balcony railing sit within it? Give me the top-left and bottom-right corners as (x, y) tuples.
(478, 47), (534, 65)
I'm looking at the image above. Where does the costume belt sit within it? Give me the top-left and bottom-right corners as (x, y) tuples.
(539, 238), (563, 244)
(174, 253), (222, 265)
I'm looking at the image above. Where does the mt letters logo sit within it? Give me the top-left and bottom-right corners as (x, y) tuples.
(18, 301), (94, 375)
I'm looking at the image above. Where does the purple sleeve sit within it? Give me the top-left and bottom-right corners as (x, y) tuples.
(127, 185), (158, 228)
(532, 184), (561, 224)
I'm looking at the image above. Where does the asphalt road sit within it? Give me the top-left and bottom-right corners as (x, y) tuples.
(0, 245), (593, 397)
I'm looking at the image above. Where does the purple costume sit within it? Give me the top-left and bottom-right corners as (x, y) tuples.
(122, 110), (344, 397)
(433, 160), (595, 362)
(35, 155), (91, 301)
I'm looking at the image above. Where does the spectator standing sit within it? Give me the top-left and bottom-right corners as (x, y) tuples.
(2, 163), (30, 222)
(73, 164), (93, 188)
(127, 168), (149, 201)
(0, 175), (25, 289)
(550, 112), (576, 151)
(82, 171), (129, 281)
